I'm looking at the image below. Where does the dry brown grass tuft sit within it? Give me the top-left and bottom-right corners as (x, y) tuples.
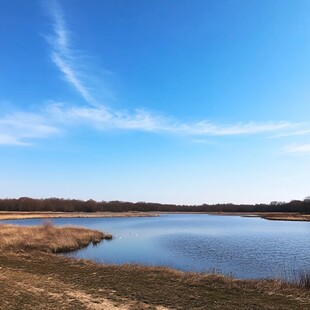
(297, 271), (310, 288)
(0, 222), (112, 253)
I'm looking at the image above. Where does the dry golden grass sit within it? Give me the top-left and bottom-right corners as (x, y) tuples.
(1, 251), (310, 309)
(1, 211), (309, 222)
(0, 222), (112, 253)
(0, 211), (157, 220)
(260, 213), (310, 221)
(205, 212), (310, 221)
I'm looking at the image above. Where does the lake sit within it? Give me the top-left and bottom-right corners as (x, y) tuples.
(3, 214), (310, 279)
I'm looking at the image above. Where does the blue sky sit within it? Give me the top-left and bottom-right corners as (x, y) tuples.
(0, 0), (310, 204)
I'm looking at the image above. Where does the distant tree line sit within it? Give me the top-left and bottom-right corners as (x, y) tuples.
(0, 197), (309, 213)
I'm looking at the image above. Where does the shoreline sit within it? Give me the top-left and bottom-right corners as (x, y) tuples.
(204, 212), (310, 222)
(1, 223), (310, 309)
(1, 210), (310, 222)
(0, 211), (159, 221)
(2, 250), (310, 309)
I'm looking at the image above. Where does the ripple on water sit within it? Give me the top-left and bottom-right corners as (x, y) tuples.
(160, 233), (310, 278)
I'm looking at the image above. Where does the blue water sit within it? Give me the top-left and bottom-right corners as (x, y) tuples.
(3, 214), (310, 279)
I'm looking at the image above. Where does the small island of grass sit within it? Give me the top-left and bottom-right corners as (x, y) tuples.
(0, 222), (112, 253)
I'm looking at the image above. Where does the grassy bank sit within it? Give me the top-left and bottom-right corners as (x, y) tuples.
(204, 212), (310, 222)
(1, 252), (310, 309)
(1, 211), (310, 222)
(1, 224), (310, 309)
(0, 222), (112, 253)
(259, 213), (310, 221)
(0, 211), (157, 221)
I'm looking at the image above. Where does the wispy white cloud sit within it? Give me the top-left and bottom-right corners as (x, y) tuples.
(46, 0), (99, 107)
(0, 134), (29, 146)
(174, 120), (294, 136)
(271, 128), (310, 138)
(284, 144), (310, 154)
(46, 103), (297, 136)
(0, 111), (60, 146)
(2, 103), (298, 146)
(47, 103), (167, 132)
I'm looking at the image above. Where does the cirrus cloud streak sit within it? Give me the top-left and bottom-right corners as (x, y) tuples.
(0, 0), (308, 147)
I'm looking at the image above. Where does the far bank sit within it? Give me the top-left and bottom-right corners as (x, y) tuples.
(1, 210), (310, 222)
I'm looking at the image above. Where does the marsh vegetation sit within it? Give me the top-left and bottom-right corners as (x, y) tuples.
(0, 222), (112, 253)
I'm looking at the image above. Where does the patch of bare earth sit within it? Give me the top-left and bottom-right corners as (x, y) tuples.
(0, 266), (170, 310)
(0, 269), (118, 310)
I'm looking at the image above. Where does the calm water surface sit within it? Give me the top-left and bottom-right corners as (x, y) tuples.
(3, 214), (310, 279)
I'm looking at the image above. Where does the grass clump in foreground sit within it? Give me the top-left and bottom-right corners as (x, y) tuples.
(287, 270), (310, 289)
(298, 270), (310, 288)
(0, 222), (112, 253)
